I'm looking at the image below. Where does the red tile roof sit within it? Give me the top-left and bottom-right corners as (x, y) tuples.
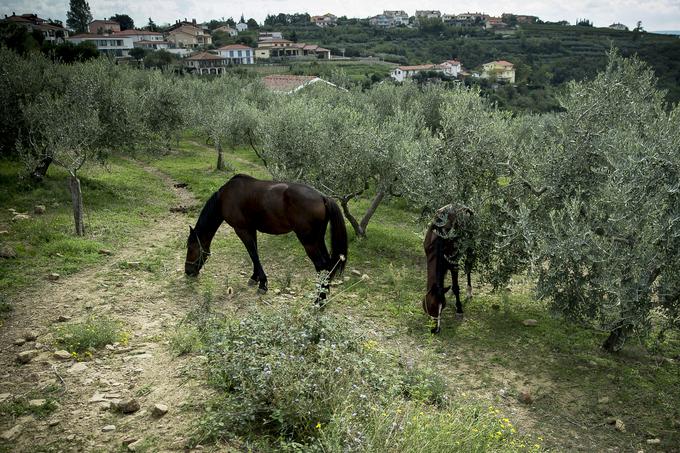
(262, 75), (318, 93)
(112, 29), (162, 36)
(489, 60), (514, 67)
(186, 51), (226, 61)
(217, 44), (252, 50)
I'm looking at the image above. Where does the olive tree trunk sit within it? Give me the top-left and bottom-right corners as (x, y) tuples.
(31, 156), (53, 183)
(216, 142), (225, 171)
(69, 174), (85, 236)
(340, 189), (386, 238)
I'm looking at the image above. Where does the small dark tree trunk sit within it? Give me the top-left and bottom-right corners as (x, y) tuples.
(31, 156), (53, 183)
(216, 142), (225, 171)
(602, 324), (632, 352)
(69, 174), (85, 236)
(340, 189), (386, 238)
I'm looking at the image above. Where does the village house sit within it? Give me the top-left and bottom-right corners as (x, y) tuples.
(215, 44), (254, 64)
(88, 19), (120, 34)
(235, 21), (248, 32)
(259, 31), (283, 41)
(184, 51), (227, 75)
(255, 38), (330, 60)
(390, 60), (461, 82)
(311, 14), (337, 27)
(111, 29), (169, 51)
(112, 29), (164, 43)
(214, 25), (238, 36)
(67, 33), (134, 58)
(455, 12), (489, 25)
(481, 60), (516, 83)
(1, 13), (70, 42)
(415, 10), (441, 21)
(166, 23), (212, 48)
(484, 17), (508, 29)
(369, 10), (409, 27)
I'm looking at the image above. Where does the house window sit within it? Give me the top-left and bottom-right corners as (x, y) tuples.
(238, 50), (242, 57)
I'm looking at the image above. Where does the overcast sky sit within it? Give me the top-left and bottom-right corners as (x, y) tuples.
(2, 0), (679, 30)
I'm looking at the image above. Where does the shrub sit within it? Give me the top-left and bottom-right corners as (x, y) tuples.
(192, 302), (534, 451)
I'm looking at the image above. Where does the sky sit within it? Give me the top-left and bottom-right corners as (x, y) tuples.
(1, 0), (679, 31)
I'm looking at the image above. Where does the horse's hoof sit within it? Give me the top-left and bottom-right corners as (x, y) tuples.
(455, 312), (464, 320)
(431, 326), (441, 334)
(257, 287), (267, 295)
(248, 278), (258, 287)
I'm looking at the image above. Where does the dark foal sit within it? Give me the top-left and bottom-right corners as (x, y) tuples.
(423, 204), (475, 333)
(185, 174), (347, 302)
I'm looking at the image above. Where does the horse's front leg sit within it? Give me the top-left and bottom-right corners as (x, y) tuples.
(451, 267), (463, 319)
(235, 228), (268, 294)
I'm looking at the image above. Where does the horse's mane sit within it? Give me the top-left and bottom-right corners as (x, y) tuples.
(194, 191), (224, 239)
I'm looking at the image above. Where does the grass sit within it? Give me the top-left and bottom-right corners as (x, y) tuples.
(0, 156), (177, 295)
(54, 317), (128, 355)
(2, 137), (678, 451)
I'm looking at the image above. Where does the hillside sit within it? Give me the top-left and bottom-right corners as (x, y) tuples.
(240, 22), (680, 111)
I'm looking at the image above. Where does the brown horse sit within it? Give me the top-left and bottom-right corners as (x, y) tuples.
(423, 204), (475, 333)
(185, 174), (347, 302)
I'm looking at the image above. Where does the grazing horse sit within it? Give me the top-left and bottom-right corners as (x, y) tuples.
(423, 204), (475, 334)
(185, 174), (348, 302)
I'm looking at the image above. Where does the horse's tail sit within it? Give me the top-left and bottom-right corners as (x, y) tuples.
(324, 196), (348, 279)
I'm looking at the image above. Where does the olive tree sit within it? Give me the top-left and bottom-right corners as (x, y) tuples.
(20, 89), (100, 235)
(258, 85), (421, 237)
(189, 76), (262, 171)
(403, 85), (526, 287)
(523, 53), (680, 351)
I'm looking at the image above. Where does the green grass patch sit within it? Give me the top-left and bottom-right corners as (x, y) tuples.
(0, 157), (176, 295)
(0, 386), (60, 419)
(54, 317), (128, 355)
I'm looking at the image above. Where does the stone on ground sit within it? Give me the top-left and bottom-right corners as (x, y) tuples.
(101, 425), (116, 432)
(34, 205), (46, 215)
(54, 350), (72, 360)
(614, 419), (626, 432)
(47, 273), (60, 281)
(518, 390), (533, 404)
(16, 350), (39, 364)
(68, 362), (88, 373)
(1, 424), (22, 441)
(152, 403), (169, 417)
(0, 245), (17, 259)
(522, 319), (538, 327)
(28, 399), (46, 408)
(24, 331), (38, 341)
(116, 398), (140, 414)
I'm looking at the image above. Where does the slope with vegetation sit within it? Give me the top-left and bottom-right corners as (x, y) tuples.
(0, 47), (679, 451)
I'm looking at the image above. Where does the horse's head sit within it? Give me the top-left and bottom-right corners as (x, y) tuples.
(185, 226), (210, 276)
(423, 283), (449, 333)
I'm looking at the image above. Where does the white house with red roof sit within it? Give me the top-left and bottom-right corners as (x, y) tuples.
(215, 44), (254, 64)
(390, 60), (462, 82)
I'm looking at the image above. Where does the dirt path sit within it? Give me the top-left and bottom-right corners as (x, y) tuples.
(0, 164), (210, 452)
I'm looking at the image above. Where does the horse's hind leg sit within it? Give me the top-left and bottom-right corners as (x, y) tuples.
(234, 228), (268, 294)
(451, 266), (463, 319)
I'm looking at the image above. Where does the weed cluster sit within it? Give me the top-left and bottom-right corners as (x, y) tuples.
(193, 302), (531, 451)
(54, 317), (127, 355)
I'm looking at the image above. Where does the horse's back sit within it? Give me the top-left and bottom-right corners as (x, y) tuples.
(221, 175), (326, 234)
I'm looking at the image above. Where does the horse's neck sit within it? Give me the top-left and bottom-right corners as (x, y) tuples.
(196, 192), (224, 248)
